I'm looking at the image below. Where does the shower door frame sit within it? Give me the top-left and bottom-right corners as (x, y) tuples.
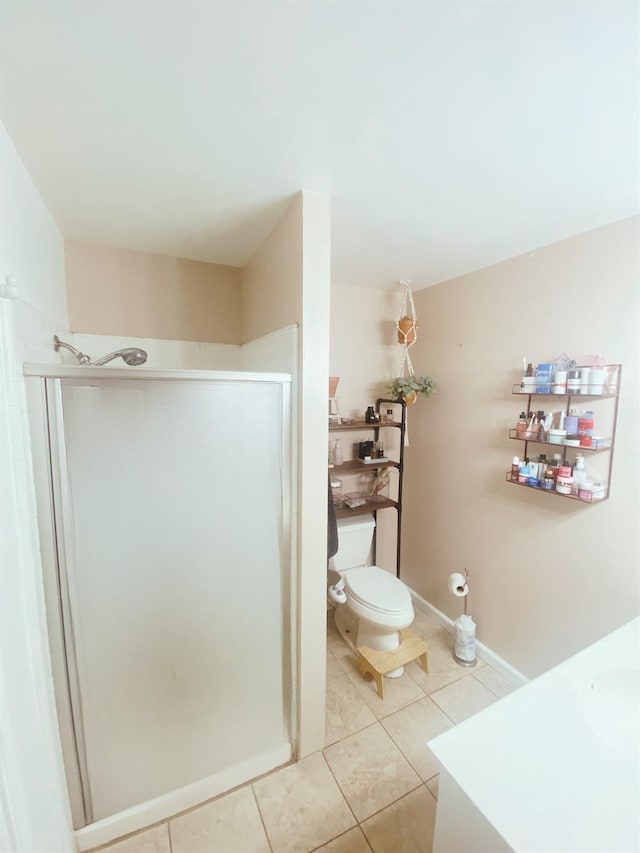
(25, 365), (295, 847)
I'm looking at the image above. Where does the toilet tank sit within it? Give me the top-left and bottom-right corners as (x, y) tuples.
(333, 515), (376, 571)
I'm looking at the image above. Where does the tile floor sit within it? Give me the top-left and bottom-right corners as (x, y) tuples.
(92, 608), (517, 853)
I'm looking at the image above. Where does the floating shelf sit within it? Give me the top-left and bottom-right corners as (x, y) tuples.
(504, 473), (607, 503)
(505, 364), (621, 507)
(507, 430), (612, 452)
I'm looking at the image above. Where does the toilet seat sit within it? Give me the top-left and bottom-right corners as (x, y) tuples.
(345, 566), (413, 627)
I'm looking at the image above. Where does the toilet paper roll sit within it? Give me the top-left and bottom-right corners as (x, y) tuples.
(448, 572), (469, 597)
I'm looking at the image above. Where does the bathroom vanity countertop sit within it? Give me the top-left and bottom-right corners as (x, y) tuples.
(428, 617), (640, 852)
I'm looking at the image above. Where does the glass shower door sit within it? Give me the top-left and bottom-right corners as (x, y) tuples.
(49, 376), (291, 824)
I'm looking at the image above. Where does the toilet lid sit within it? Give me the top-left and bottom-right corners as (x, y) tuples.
(346, 566), (412, 613)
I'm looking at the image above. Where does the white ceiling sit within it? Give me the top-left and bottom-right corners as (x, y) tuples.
(0, 1), (637, 290)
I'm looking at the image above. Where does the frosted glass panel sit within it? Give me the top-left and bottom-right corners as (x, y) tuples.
(59, 378), (289, 821)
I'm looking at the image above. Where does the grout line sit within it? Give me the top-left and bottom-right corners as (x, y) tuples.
(251, 784), (274, 853)
(322, 724), (426, 832)
(166, 821), (173, 853)
(358, 780), (426, 826)
(379, 717), (431, 783)
(308, 826), (373, 853)
(320, 747), (361, 828)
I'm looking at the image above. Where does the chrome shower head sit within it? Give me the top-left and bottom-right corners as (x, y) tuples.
(92, 347), (148, 367)
(53, 335), (148, 367)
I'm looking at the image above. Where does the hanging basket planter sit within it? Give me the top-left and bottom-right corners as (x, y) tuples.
(386, 376), (436, 405)
(397, 317), (417, 345)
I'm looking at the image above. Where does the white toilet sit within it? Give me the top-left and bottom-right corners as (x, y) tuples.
(329, 514), (414, 677)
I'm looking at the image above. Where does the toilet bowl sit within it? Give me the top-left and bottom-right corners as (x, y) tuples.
(329, 515), (414, 677)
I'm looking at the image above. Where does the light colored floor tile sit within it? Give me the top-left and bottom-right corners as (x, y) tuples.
(430, 674), (497, 723)
(327, 647), (345, 681)
(361, 786), (437, 853)
(170, 786), (269, 853)
(405, 635), (476, 695)
(323, 723), (421, 822)
(346, 665), (426, 720)
(326, 675), (377, 746)
(410, 610), (446, 641)
(314, 826), (372, 852)
(97, 825), (170, 853)
(330, 637), (360, 677)
(253, 752), (355, 853)
(381, 696), (452, 781)
(426, 776), (439, 800)
(473, 665), (517, 698)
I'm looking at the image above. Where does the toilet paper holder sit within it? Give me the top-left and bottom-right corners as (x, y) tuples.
(448, 569), (470, 612)
(448, 569), (477, 667)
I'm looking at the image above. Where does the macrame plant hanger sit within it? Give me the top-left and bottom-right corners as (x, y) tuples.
(395, 279), (417, 446)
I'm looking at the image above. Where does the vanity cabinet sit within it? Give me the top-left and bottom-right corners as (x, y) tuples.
(329, 398), (406, 577)
(506, 364), (621, 503)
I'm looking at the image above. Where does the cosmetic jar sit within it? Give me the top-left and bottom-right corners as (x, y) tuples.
(579, 481), (594, 502)
(548, 429), (567, 445)
(552, 370), (567, 393)
(567, 369), (580, 393)
(588, 369), (606, 395)
(563, 438), (581, 447)
(556, 475), (573, 495)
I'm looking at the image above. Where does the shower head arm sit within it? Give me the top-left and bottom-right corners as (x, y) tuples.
(53, 335), (92, 365)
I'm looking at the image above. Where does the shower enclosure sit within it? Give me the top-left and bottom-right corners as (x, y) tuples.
(26, 366), (293, 842)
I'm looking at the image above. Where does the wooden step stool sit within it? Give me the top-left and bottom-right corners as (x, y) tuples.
(356, 628), (429, 700)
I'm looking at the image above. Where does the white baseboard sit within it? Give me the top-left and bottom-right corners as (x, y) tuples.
(409, 589), (528, 687)
(75, 742), (292, 851)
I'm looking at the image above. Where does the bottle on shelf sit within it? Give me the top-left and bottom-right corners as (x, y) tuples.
(556, 464), (573, 495)
(572, 454), (587, 496)
(543, 467), (555, 490)
(333, 439), (343, 466)
(538, 453), (548, 482)
(550, 453), (562, 484)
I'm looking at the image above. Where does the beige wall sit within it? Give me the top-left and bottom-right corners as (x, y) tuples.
(402, 217), (639, 677)
(241, 195), (303, 341)
(65, 241), (242, 344)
